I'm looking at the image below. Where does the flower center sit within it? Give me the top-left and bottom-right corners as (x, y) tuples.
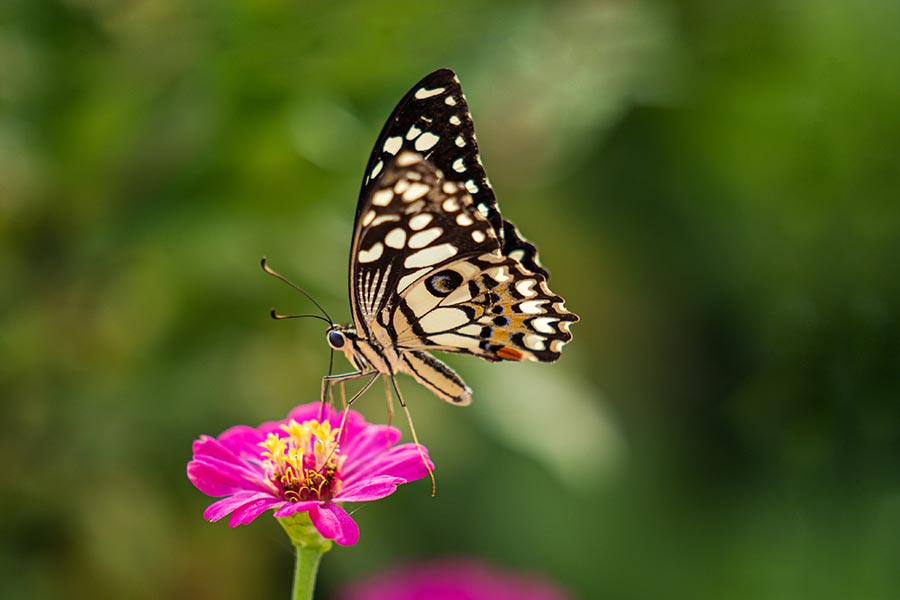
(259, 419), (344, 502)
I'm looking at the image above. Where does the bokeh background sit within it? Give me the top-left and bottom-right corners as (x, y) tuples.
(3, 0), (900, 598)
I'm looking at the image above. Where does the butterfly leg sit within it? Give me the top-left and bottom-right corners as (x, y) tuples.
(320, 370), (373, 421)
(388, 375), (436, 496)
(321, 370), (375, 406)
(335, 372), (381, 448)
(382, 376), (396, 433)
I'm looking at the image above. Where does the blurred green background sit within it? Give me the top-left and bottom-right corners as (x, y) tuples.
(3, 0), (900, 598)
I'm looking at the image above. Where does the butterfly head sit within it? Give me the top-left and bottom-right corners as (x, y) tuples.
(326, 323), (365, 368)
(326, 325), (354, 350)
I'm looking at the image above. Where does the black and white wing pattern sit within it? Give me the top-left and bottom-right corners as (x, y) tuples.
(346, 69), (578, 405)
(358, 69), (547, 278)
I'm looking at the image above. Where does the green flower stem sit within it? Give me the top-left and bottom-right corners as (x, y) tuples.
(277, 513), (333, 600)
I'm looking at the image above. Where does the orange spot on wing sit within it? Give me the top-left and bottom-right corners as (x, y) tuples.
(497, 346), (525, 361)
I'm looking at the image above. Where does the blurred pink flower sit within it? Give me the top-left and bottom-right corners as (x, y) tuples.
(337, 558), (573, 600)
(187, 402), (433, 546)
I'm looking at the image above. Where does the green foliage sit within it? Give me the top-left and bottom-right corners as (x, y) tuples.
(2, 0), (899, 598)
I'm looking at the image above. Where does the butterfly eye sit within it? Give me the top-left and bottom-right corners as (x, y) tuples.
(425, 270), (463, 297)
(328, 331), (346, 349)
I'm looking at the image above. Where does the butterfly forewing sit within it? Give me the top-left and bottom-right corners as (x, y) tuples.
(349, 152), (491, 335)
(357, 69), (548, 278)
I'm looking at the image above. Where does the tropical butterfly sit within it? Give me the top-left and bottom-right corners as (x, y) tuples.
(265, 68), (577, 411)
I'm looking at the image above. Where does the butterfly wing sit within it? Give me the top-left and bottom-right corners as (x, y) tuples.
(346, 70), (578, 404)
(379, 155), (577, 363)
(356, 68), (546, 278)
(353, 152), (576, 358)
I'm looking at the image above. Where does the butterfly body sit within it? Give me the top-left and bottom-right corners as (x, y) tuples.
(325, 69), (578, 406)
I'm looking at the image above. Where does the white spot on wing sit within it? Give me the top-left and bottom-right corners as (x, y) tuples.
(370, 160), (383, 178)
(414, 132), (440, 152)
(532, 317), (558, 334)
(394, 179), (410, 194)
(523, 333), (547, 351)
(455, 136), (466, 147)
(404, 243), (458, 268)
(358, 242), (384, 263)
(456, 213), (473, 226)
(418, 308), (470, 333)
(515, 279), (537, 298)
(427, 332), (480, 350)
(408, 213), (433, 231)
(403, 182), (431, 202)
(371, 189), (394, 206)
(456, 324), (482, 336)
(467, 180), (480, 194)
(406, 125), (422, 140)
(471, 230), (486, 243)
(487, 265), (512, 283)
(414, 86), (445, 99)
(383, 136), (403, 155)
(508, 249), (526, 262)
(370, 214), (400, 227)
(385, 228), (407, 249)
(408, 227), (442, 249)
(397, 151), (419, 166)
(442, 182), (458, 194)
(445, 96), (457, 106)
(362, 210), (376, 226)
(452, 158), (466, 173)
(519, 299), (547, 314)
(442, 197), (460, 212)
(449, 115), (461, 126)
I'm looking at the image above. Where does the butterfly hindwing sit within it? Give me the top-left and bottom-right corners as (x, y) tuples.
(394, 251), (576, 363)
(356, 153), (576, 363)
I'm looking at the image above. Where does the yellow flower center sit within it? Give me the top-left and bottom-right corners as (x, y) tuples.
(259, 419), (345, 502)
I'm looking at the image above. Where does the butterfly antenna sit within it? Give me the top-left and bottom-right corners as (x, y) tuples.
(269, 309), (332, 325)
(261, 257), (334, 323)
(389, 375), (436, 496)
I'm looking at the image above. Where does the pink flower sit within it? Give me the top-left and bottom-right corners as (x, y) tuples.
(337, 558), (573, 600)
(187, 402), (433, 546)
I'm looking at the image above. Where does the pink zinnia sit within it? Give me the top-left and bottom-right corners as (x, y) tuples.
(338, 558), (573, 600)
(187, 402), (433, 546)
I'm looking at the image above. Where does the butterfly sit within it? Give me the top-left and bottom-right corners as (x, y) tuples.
(266, 69), (578, 409)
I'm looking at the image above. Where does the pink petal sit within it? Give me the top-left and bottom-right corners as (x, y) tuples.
(216, 425), (267, 457)
(289, 402), (327, 420)
(342, 445), (433, 488)
(334, 475), (403, 502)
(310, 503), (360, 546)
(191, 435), (264, 474)
(273, 501), (319, 518)
(203, 491), (276, 522)
(228, 495), (283, 527)
(334, 408), (369, 440)
(187, 456), (269, 496)
(342, 425), (402, 465)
